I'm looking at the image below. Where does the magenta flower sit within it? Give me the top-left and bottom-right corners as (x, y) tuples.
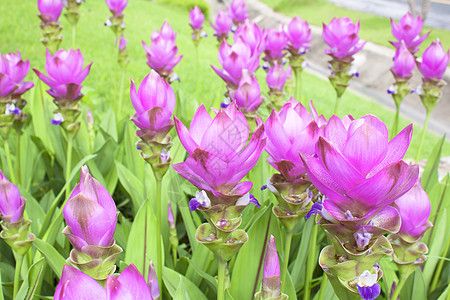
(37, 0), (63, 22)
(266, 62), (288, 91)
(263, 235), (280, 278)
(390, 12), (429, 53)
(168, 201), (175, 228)
(391, 40), (416, 79)
(189, 6), (205, 30)
(229, 69), (262, 114)
(119, 34), (127, 51)
(148, 261), (160, 300)
(301, 114), (419, 222)
(227, 0), (248, 25)
(322, 17), (366, 59)
(234, 20), (265, 56)
(394, 180), (432, 241)
(211, 38), (259, 88)
(285, 17), (312, 55)
(33, 49), (92, 100)
(211, 10), (233, 41)
(130, 70), (175, 135)
(418, 39), (450, 82)
(172, 103), (266, 204)
(263, 28), (288, 63)
(0, 51), (34, 98)
(63, 166), (118, 251)
(0, 170), (26, 224)
(54, 264), (154, 300)
(265, 98), (322, 182)
(105, 0), (127, 16)
(142, 21), (182, 78)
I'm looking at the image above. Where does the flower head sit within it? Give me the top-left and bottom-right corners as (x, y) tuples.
(390, 12), (429, 53)
(263, 27), (288, 62)
(391, 40), (416, 79)
(189, 6), (205, 30)
(143, 21), (182, 78)
(266, 62), (289, 91)
(211, 10), (233, 41)
(418, 38), (450, 82)
(322, 17), (366, 59)
(230, 69), (262, 114)
(0, 51), (34, 98)
(33, 48), (92, 100)
(105, 0), (127, 16)
(119, 34), (127, 51)
(263, 235), (280, 278)
(63, 166), (118, 251)
(38, 0), (64, 22)
(227, 0), (248, 24)
(0, 170), (26, 224)
(285, 17), (312, 55)
(234, 20), (265, 56)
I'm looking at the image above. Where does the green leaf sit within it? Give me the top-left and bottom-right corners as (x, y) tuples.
(116, 160), (144, 213)
(124, 201), (162, 279)
(32, 239), (66, 278)
(188, 259), (217, 293)
(437, 285), (449, 300)
(0, 270), (4, 300)
(163, 267), (207, 300)
(411, 269), (427, 299)
(290, 217), (314, 287)
(185, 243), (214, 286)
(174, 279), (190, 300)
(15, 258), (45, 300)
(422, 135), (446, 192)
(230, 204), (273, 299)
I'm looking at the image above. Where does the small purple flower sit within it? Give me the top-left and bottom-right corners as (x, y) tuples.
(391, 41), (415, 79)
(148, 261), (159, 300)
(227, 0), (248, 25)
(5, 103), (21, 116)
(189, 190), (211, 211)
(418, 38), (450, 82)
(105, 0), (128, 16)
(0, 170), (26, 224)
(285, 17), (312, 55)
(211, 10), (233, 41)
(390, 12), (429, 53)
(168, 201), (175, 228)
(38, 0), (63, 22)
(51, 112), (64, 125)
(357, 270), (381, 300)
(305, 201), (323, 220)
(236, 193), (260, 207)
(322, 17), (366, 59)
(189, 6), (204, 30)
(353, 227), (373, 250)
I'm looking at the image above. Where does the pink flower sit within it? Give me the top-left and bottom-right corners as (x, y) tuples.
(230, 69), (262, 114)
(390, 12), (429, 53)
(211, 10), (233, 40)
(234, 20), (265, 56)
(37, 0), (63, 22)
(418, 38), (450, 81)
(285, 17), (312, 54)
(105, 0), (127, 16)
(227, 0), (248, 24)
(266, 62), (288, 91)
(322, 17), (366, 59)
(189, 6), (205, 30)
(263, 27), (288, 62)
(0, 51), (34, 98)
(0, 170), (26, 224)
(263, 235), (280, 278)
(391, 40), (416, 79)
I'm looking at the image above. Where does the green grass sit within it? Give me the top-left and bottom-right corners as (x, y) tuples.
(260, 0), (450, 54)
(0, 0), (448, 159)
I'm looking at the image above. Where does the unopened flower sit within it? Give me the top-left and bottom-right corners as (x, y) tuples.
(38, 0), (64, 22)
(263, 27), (288, 64)
(285, 17), (312, 55)
(266, 63), (289, 91)
(418, 38), (449, 82)
(189, 6), (204, 30)
(0, 170), (25, 224)
(211, 10), (233, 41)
(391, 40), (415, 79)
(234, 20), (265, 56)
(105, 0), (127, 16)
(230, 69), (262, 114)
(227, 0), (248, 25)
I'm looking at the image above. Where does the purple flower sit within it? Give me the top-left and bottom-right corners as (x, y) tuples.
(0, 170), (26, 224)
(105, 0), (127, 16)
(357, 270), (381, 300)
(266, 62), (288, 91)
(390, 12), (429, 53)
(63, 166), (118, 251)
(263, 235), (280, 278)
(189, 6), (204, 30)
(0, 51), (34, 98)
(142, 21), (182, 78)
(229, 69), (262, 114)
(227, 0), (248, 25)
(301, 114), (419, 223)
(119, 34), (127, 51)
(33, 49), (92, 100)
(211, 10), (233, 41)
(172, 103), (266, 204)
(394, 180), (432, 241)
(263, 27), (288, 62)
(234, 20), (265, 56)
(265, 98), (322, 182)
(130, 70), (175, 134)
(285, 17), (312, 55)
(391, 40), (415, 79)
(211, 38), (259, 88)
(168, 201), (175, 228)
(418, 39), (449, 82)
(54, 264), (155, 299)
(322, 17), (366, 59)
(38, 0), (63, 22)
(147, 261), (159, 300)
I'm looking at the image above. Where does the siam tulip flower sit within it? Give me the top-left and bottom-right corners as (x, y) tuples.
(266, 62), (288, 92)
(227, 0), (249, 26)
(323, 17), (366, 60)
(119, 34), (127, 51)
(211, 38), (260, 90)
(263, 27), (288, 65)
(418, 38), (450, 82)
(0, 51), (34, 99)
(143, 21), (182, 80)
(38, 0), (64, 22)
(285, 17), (311, 55)
(147, 261), (160, 300)
(189, 6), (204, 30)
(234, 20), (265, 56)
(62, 166), (122, 280)
(105, 0), (127, 17)
(390, 12), (429, 53)
(229, 69), (263, 115)
(54, 264), (155, 300)
(211, 10), (233, 43)
(391, 41), (416, 80)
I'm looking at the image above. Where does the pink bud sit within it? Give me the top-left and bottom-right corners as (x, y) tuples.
(391, 40), (415, 79)
(285, 17), (312, 54)
(0, 51), (34, 98)
(211, 10), (233, 40)
(230, 69), (262, 114)
(119, 34), (127, 51)
(263, 235), (280, 278)
(227, 0), (248, 24)
(263, 28), (288, 62)
(419, 38), (450, 81)
(105, 0), (128, 16)
(0, 170), (26, 224)
(168, 201), (175, 228)
(266, 63), (288, 91)
(322, 17), (366, 59)
(189, 6), (204, 30)
(38, 0), (63, 22)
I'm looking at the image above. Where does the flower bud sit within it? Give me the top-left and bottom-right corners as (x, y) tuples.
(419, 38), (449, 82)
(105, 0), (127, 16)
(0, 170), (25, 224)
(38, 0), (63, 22)
(227, 0), (248, 25)
(391, 40), (415, 80)
(211, 10), (233, 42)
(285, 17), (311, 55)
(323, 17), (366, 59)
(266, 63), (288, 91)
(230, 69), (262, 114)
(189, 6), (204, 30)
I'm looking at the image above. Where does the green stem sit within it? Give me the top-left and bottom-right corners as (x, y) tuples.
(333, 94), (342, 115)
(155, 178), (163, 297)
(118, 66), (126, 115)
(195, 44), (200, 101)
(391, 275), (407, 300)
(4, 140), (17, 184)
(13, 252), (24, 299)
(317, 275), (327, 300)
(415, 109), (431, 162)
(304, 224), (318, 300)
(65, 135), (73, 201)
(172, 246), (177, 268)
(392, 102), (400, 136)
(294, 67), (303, 105)
(217, 257), (227, 300)
(281, 230), (293, 291)
(71, 23), (76, 49)
(16, 133), (21, 185)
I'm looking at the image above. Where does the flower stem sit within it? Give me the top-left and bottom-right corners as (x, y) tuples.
(16, 133), (21, 185)
(13, 251), (24, 299)
(118, 66), (126, 115)
(391, 275), (408, 300)
(281, 230), (293, 291)
(195, 44), (200, 101)
(65, 135), (73, 200)
(392, 102), (400, 136)
(4, 139), (17, 184)
(155, 178), (163, 297)
(333, 94), (342, 115)
(317, 275), (327, 300)
(217, 257), (227, 300)
(172, 246), (177, 268)
(415, 109), (431, 162)
(71, 23), (76, 49)
(304, 224), (318, 300)
(294, 67), (303, 105)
